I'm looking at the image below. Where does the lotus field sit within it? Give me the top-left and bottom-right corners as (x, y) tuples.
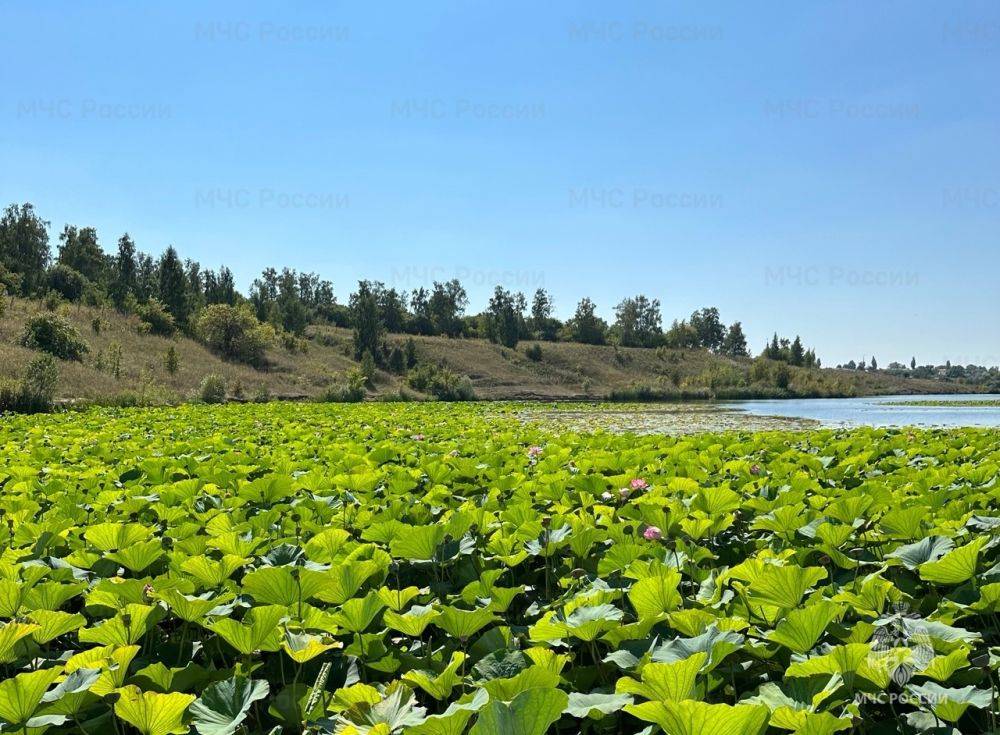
(2, 403), (1000, 735)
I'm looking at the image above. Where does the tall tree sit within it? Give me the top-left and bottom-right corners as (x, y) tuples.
(109, 234), (137, 308)
(689, 307), (725, 351)
(408, 287), (434, 335)
(57, 225), (107, 285)
(350, 280), (384, 361)
(157, 246), (190, 326)
(790, 336), (804, 366)
(569, 297), (607, 345)
(484, 285), (522, 348)
(613, 295), (662, 347)
(429, 279), (467, 337)
(530, 288), (559, 340)
(721, 321), (749, 357)
(0, 202), (50, 295)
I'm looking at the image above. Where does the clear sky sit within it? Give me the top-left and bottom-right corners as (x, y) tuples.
(2, 1), (998, 366)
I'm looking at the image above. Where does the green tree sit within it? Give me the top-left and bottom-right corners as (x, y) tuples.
(350, 280), (384, 361)
(164, 344), (179, 375)
(195, 304), (274, 366)
(429, 279), (467, 337)
(485, 285), (522, 348)
(530, 288), (559, 341)
(613, 295), (661, 347)
(58, 225), (107, 285)
(568, 297), (607, 345)
(109, 234), (138, 308)
(158, 246), (190, 326)
(689, 307), (725, 351)
(721, 321), (749, 357)
(789, 336), (804, 366)
(0, 202), (50, 295)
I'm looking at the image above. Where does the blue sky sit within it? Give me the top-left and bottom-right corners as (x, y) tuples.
(2, 1), (998, 366)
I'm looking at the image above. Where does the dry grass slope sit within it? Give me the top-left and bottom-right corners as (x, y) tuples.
(1, 297), (965, 404)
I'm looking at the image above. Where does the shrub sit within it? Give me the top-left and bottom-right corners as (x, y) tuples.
(164, 345), (179, 375)
(198, 374), (227, 404)
(253, 385), (272, 403)
(43, 291), (63, 311)
(317, 368), (366, 403)
(195, 304), (273, 367)
(137, 299), (176, 336)
(406, 363), (475, 401)
(404, 338), (418, 368)
(91, 317), (101, 334)
(0, 355), (58, 414)
(47, 265), (88, 302)
(524, 343), (543, 362)
(360, 351), (377, 386)
(387, 346), (406, 374)
(19, 314), (89, 361)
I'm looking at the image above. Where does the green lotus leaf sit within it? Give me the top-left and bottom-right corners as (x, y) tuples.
(114, 685), (196, 735)
(885, 535), (955, 570)
(624, 700), (769, 735)
(469, 687), (568, 735)
(629, 569), (683, 620)
(905, 682), (991, 723)
(0, 667), (62, 728)
(564, 691), (633, 719)
(765, 602), (843, 653)
(918, 537), (988, 585)
(210, 605), (287, 655)
(434, 606), (496, 640)
(616, 652), (707, 702)
(190, 676), (270, 735)
(401, 651), (466, 700)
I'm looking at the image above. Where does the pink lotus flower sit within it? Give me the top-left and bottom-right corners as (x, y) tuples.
(749, 464), (762, 476)
(630, 478), (649, 491)
(643, 526), (662, 541)
(527, 446), (543, 458)
(411, 434), (425, 441)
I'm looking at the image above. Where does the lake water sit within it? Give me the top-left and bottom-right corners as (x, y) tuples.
(523, 394), (1000, 435)
(727, 394), (1000, 429)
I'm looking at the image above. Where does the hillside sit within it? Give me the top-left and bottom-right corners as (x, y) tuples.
(1, 297), (976, 405)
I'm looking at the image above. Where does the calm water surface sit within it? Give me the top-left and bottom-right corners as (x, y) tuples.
(727, 394), (1000, 429)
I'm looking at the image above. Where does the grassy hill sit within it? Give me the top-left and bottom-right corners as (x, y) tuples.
(1, 297), (974, 405)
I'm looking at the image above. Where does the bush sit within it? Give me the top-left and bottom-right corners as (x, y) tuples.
(360, 351), (377, 386)
(48, 265), (88, 301)
(195, 304), (274, 367)
(0, 355), (58, 414)
(198, 374), (227, 404)
(317, 368), (366, 403)
(164, 345), (179, 375)
(19, 314), (89, 360)
(137, 299), (177, 336)
(387, 346), (406, 374)
(406, 363), (475, 401)
(524, 343), (543, 362)
(253, 385), (272, 403)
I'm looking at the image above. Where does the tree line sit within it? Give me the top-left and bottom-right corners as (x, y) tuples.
(1, 201), (822, 369)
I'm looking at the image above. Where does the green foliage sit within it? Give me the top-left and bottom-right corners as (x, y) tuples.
(198, 374), (227, 403)
(0, 354), (58, 413)
(406, 363), (475, 401)
(164, 344), (179, 375)
(318, 369), (366, 403)
(523, 343), (543, 362)
(195, 303), (274, 366)
(0, 405), (996, 732)
(136, 298), (177, 336)
(19, 313), (89, 360)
